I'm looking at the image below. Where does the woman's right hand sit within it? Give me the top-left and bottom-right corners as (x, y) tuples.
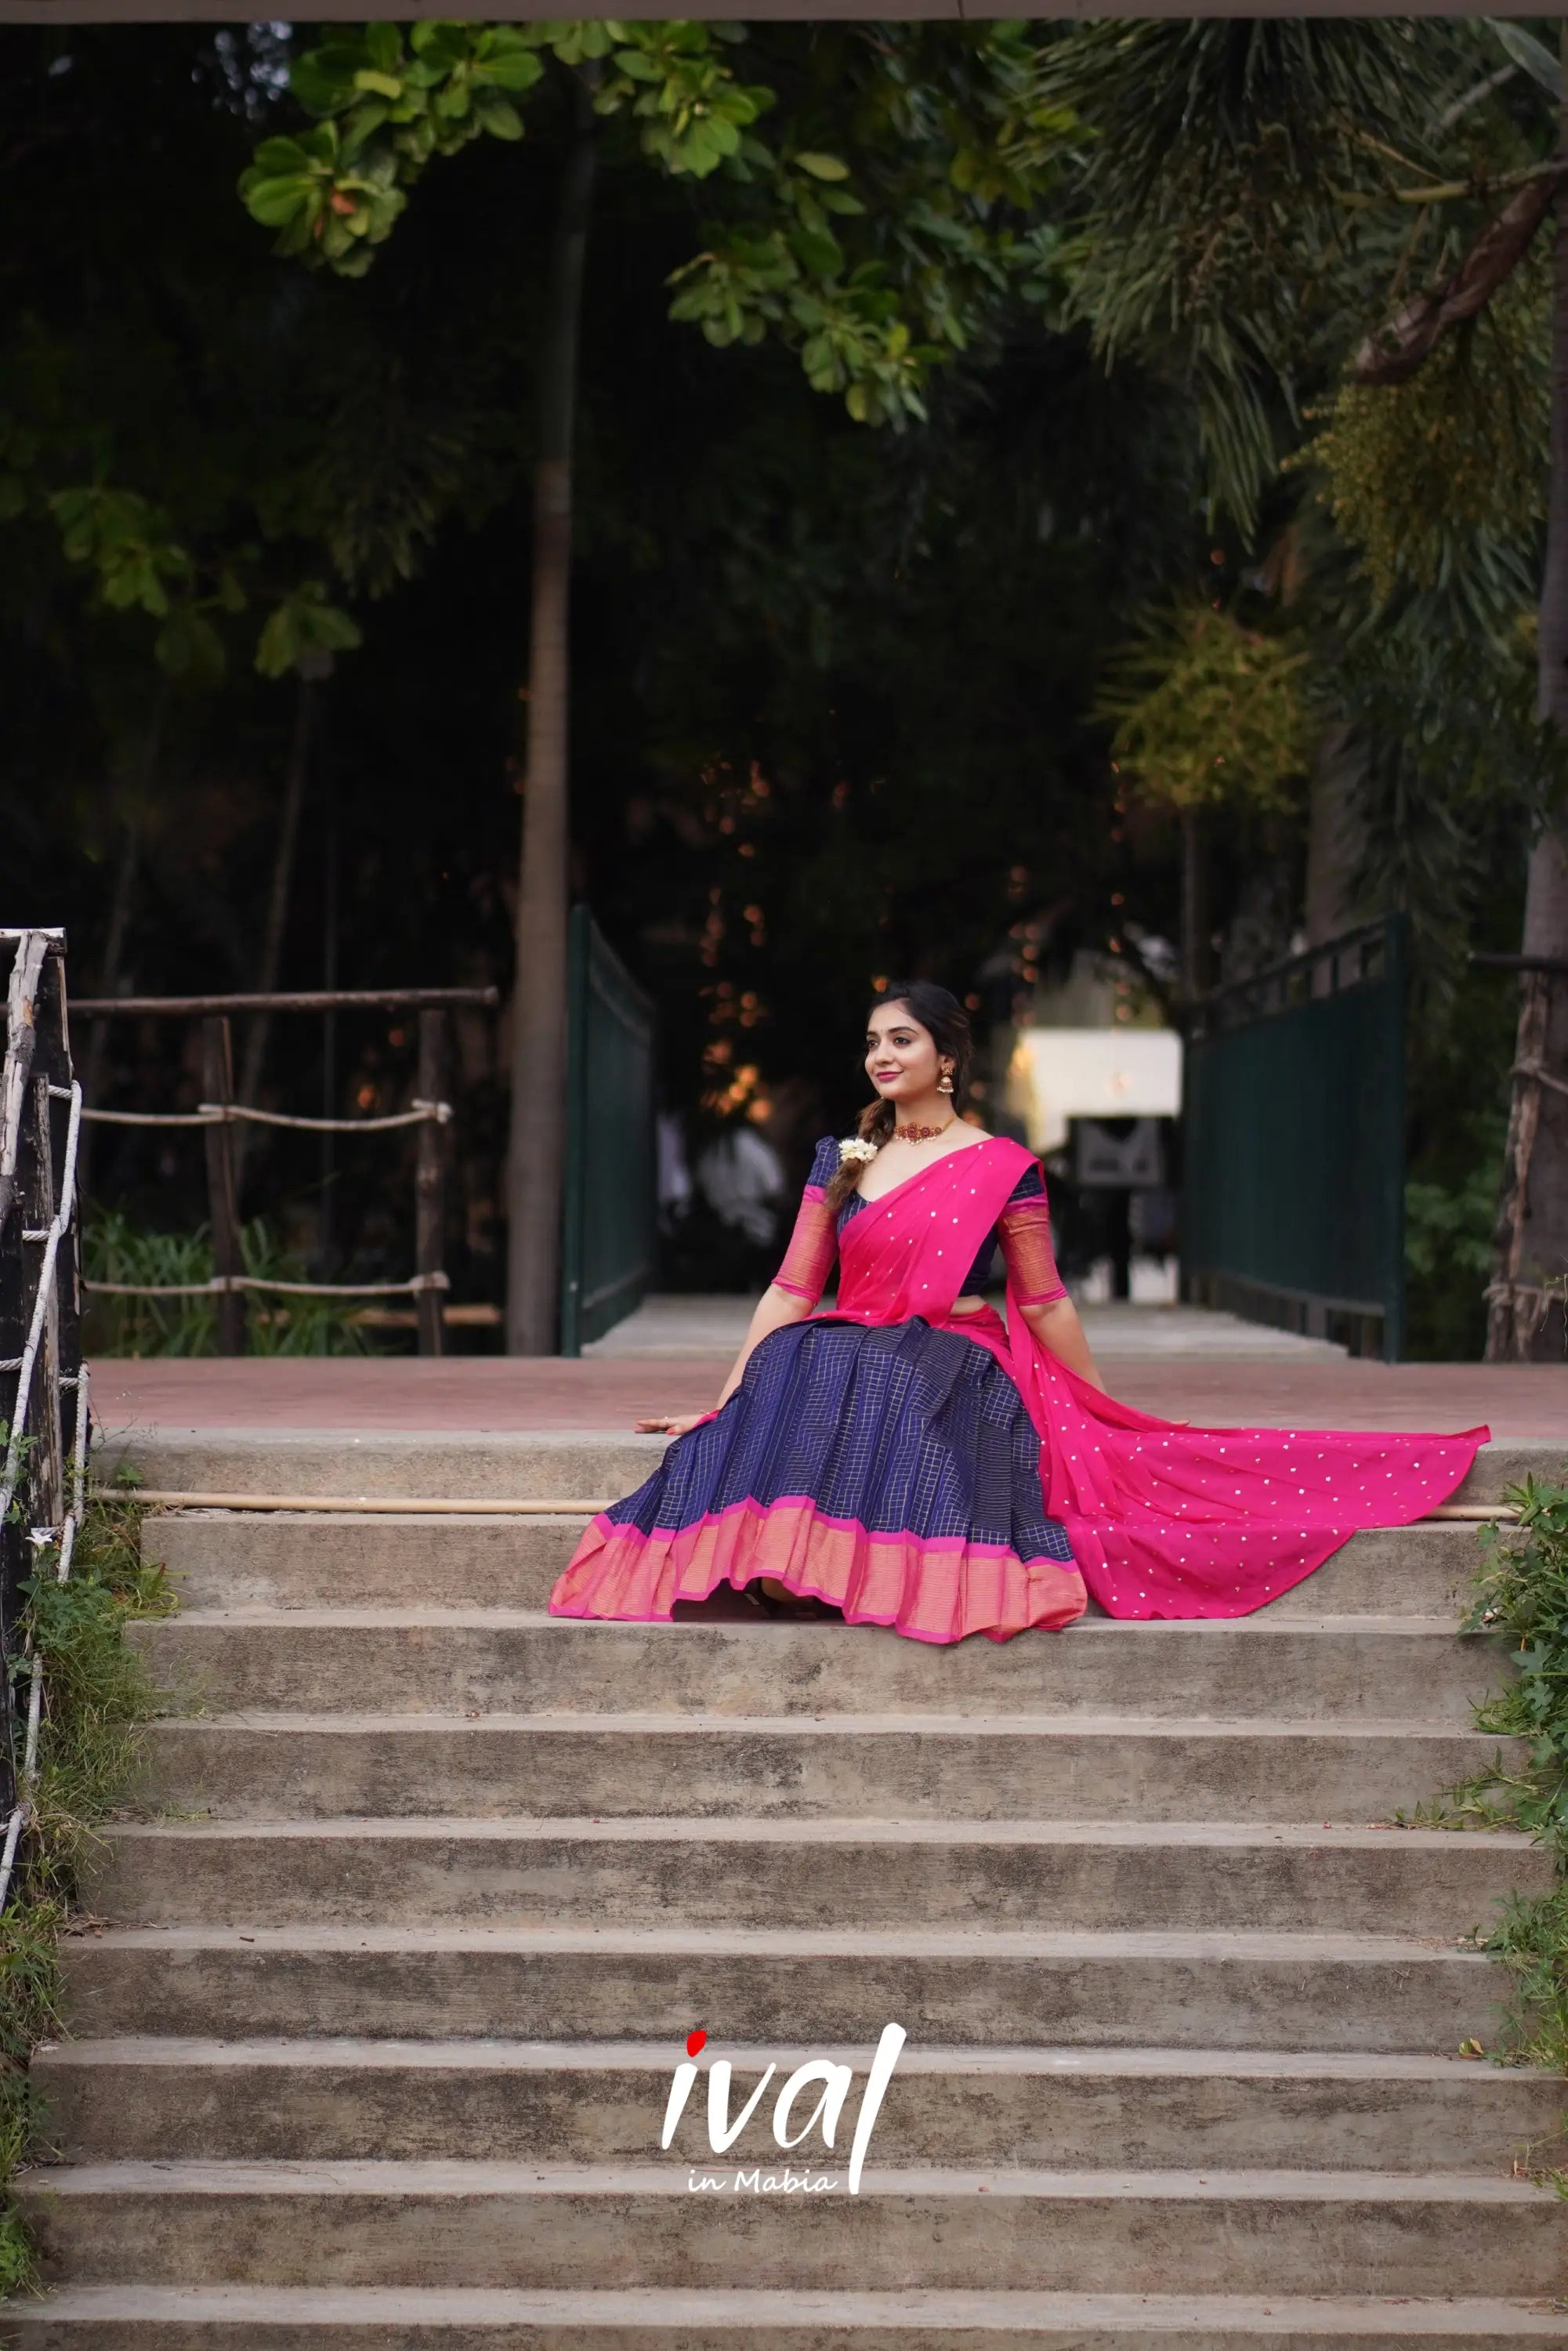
(635, 1412), (708, 1436)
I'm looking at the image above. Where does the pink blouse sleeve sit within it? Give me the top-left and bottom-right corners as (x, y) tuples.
(773, 1183), (837, 1306)
(998, 1194), (1067, 1306)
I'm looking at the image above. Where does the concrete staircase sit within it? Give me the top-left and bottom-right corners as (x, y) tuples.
(9, 1429), (1568, 2346)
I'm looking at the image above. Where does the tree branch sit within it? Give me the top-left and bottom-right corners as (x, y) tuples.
(1350, 157), (1568, 386)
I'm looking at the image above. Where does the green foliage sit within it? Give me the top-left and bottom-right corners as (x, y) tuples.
(20, 1514), (176, 1878)
(593, 20), (771, 181)
(83, 1212), (381, 1357)
(1468, 1484), (1568, 1845)
(1030, 20), (1483, 530)
(237, 20), (761, 275)
(1297, 266), (1549, 604)
(1406, 1168), (1497, 1286)
(1097, 600), (1313, 817)
(1403, 1131), (1504, 1363)
(26, 473), (357, 690)
(47, 486), (192, 618)
(1030, 17), (1552, 545)
(1453, 1483), (1568, 2073)
(1320, 585), (1561, 1021)
(240, 21), (1077, 429)
(240, 21), (547, 273)
(0, 1498), (172, 2292)
(255, 580), (363, 678)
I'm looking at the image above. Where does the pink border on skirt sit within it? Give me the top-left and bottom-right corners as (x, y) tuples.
(549, 1491), (1089, 1646)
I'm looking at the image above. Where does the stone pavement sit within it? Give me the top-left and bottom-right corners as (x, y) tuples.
(89, 1299), (1568, 1440)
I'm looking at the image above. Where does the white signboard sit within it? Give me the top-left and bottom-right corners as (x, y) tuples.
(1009, 1027), (1183, 1154)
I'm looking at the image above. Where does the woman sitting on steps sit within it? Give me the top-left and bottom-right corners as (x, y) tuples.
(549, 980), (1486, 1644)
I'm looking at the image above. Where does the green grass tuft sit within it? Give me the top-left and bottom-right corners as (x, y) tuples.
(0, 1497), (172, 2302)
(1448, 1480), (1568, 2086)
(84, 1208), (382, 1357)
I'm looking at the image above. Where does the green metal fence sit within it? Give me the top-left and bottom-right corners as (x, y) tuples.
(559, 906), (656, 1357)
(1183, 915), (1407, 1361)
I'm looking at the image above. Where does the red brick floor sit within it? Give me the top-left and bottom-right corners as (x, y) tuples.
(89, 1353), (1568, 1439)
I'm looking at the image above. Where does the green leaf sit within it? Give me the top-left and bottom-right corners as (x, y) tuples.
(410, 21), (469, 67)
(364, 21), (402, 72)
(1487, 19), (1563, 100)
(794, 151), (850, 182)
(478, 45), (545, 93)
(240, 175), (313, 228)
(256, 583), (363, 678)
(352, 69), (404, 101)
(473, 92), (524, 141)
(289, 51), (360, 118)
(788, 224), (844, 280)
(154, 609), (226, 686)
(248, 134), (322, 176)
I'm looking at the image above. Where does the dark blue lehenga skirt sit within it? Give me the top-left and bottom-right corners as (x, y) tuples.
(549, 1314), (1088, 1643)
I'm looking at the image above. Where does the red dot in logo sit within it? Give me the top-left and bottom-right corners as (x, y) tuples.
(686, 2029), (707, 2058)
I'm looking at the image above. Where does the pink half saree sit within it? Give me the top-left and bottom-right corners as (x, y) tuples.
(549, 1135), (1487, 1639)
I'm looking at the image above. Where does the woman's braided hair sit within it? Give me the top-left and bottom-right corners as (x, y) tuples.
(824, 980), (974, 1213)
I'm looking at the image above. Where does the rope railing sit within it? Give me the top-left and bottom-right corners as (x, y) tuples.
(81, 1098), (452, 1133)
(81, 988), (474, 1355)
(86, 1271), (449, 1299)
(1, 930), (87, 1912)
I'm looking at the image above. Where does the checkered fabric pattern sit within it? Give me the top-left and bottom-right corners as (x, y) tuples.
(607, 1314), (1076, 1565)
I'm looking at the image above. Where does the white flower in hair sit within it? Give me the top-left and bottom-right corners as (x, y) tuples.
(838, 1136), (880, 1165)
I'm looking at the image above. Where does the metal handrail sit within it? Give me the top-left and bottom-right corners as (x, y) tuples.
(0, 930), (87, 1911)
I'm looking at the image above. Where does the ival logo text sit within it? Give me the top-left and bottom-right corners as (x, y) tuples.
(662, 2022), (907, 2195)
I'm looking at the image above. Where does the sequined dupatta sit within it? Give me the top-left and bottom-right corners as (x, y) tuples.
(833, 1138), (1037, 1325)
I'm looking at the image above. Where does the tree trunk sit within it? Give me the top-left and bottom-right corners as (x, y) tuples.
(505, 92), (596, 1356)
(78, 682), (168, 1200)
(1487, 55), (1568, 1362)
(235, 665), (323, 1190)
(1303, 719), (1366, 949)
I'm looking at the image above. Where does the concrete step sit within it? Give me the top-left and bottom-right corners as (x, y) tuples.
(80, 1817), (1553, 1938)
(141, 1513), (1494, 1621)
(129, 1611), (1508, 1725)
(17, 2162), (1566, 2295)
(137, 1712), (1526, 1825)
(144, 1512), (589, 1613)
(61, 1925), (1511, 2052)
(9, 2284), (1568, 2349)
(107, 1430), (670, 1502)
(33, 2039), (1567, 2175)
(105, 1428), (1567, 1508)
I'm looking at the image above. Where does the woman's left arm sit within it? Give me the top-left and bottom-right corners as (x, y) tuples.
(1019, 1294), (1106, 1391)
(996, 1185), (1106, 1392)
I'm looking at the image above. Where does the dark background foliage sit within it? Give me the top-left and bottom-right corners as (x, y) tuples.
(0, 21), (1541, 1346)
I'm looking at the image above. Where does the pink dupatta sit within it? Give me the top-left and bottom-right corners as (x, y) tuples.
(820, 1137), (1487, 1621)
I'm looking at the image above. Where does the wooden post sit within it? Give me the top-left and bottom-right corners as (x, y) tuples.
(28, 1070), (64, 1534)
(201, 1016), (245, 1356)
(415, 1010), (446, 1358)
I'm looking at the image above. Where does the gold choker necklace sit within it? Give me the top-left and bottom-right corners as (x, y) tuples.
(895, 1117), (956, 1142)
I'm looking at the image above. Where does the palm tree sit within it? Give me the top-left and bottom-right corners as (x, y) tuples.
(1039, 18), (1568, 1358)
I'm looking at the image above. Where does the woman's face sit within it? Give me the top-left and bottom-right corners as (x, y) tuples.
(865, 1000), (941, 1101)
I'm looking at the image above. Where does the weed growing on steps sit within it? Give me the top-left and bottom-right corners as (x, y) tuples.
(1447, 1480), (1568, 2080)
(0, 1491), (172, 2296)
